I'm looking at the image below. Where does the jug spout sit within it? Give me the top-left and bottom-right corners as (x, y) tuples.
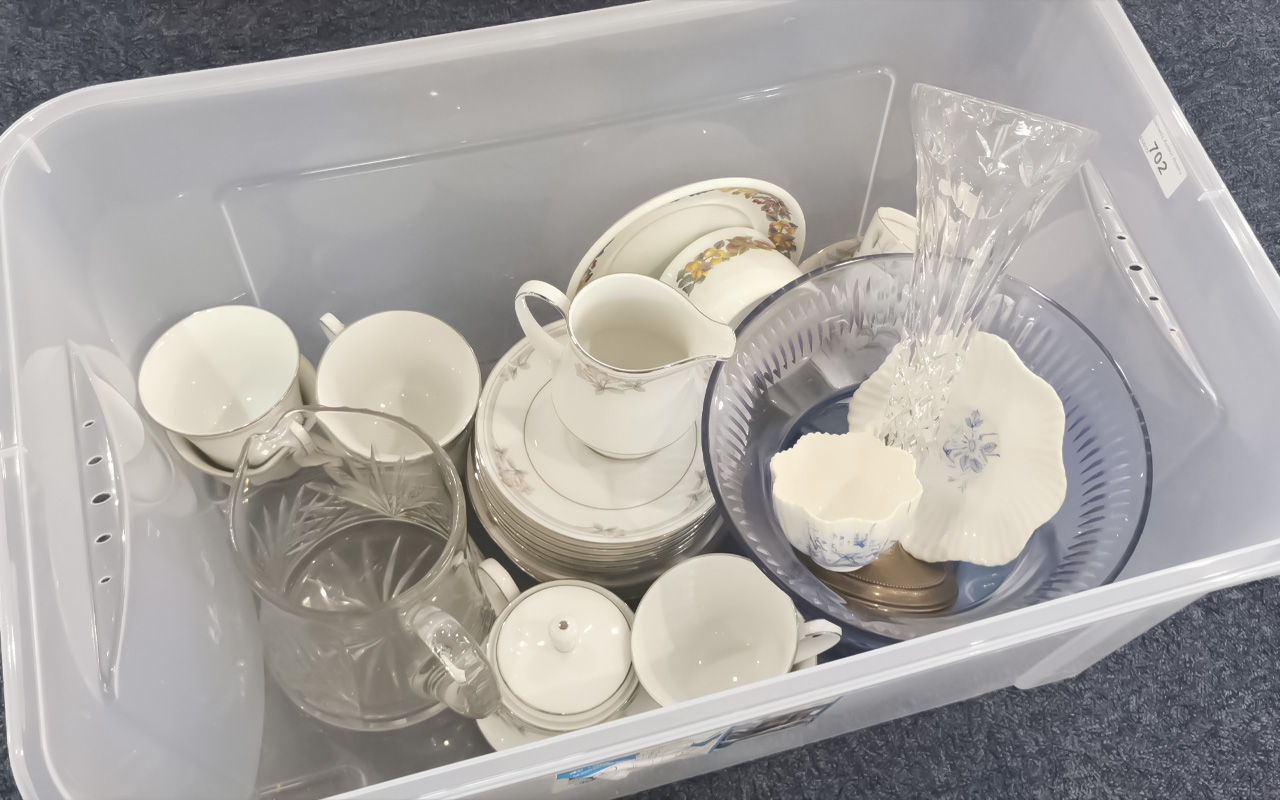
(687, 312), (737, 362)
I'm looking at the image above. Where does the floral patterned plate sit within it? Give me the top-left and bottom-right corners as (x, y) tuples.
(474, 458), (715, 563)
(468, 452), (723, 597)
(480, 499), (713, 563)
(474, 322), (716, 544)
(846, 332), (1068, 566)
(565, 178), (806, 299)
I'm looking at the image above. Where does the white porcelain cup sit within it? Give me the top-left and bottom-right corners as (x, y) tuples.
(659, 226), (801, 327)
(631, 554), (841, 707)
(315, 310), (480, 470)
(858, 207), (916, 256)
(139, 305), (303, 470)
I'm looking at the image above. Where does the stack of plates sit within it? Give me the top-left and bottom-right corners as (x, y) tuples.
(470, 322), (722, 599)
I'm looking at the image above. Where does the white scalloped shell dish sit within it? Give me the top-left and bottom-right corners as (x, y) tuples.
(847, 332), (1067, 566)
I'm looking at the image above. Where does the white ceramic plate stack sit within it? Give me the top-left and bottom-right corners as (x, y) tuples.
(469, 322), (722, 600)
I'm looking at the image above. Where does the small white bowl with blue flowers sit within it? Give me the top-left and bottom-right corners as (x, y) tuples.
(770, 431), (923, 572)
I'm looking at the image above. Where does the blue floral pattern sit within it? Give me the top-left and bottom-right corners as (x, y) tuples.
(942, 410), (1000, 476)
(806, 528), (886, 570)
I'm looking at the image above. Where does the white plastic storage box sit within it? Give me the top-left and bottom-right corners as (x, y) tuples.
(0, 1), (1275, 798)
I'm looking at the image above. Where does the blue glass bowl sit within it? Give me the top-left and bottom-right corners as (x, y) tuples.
(703, 254), (1151, 650)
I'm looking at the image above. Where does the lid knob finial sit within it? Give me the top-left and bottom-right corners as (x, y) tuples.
(549, 615), (579, 653)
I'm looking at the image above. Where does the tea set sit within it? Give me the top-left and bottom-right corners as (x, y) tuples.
(131, 85), (1149, 748)
(137, 172), (849, 741)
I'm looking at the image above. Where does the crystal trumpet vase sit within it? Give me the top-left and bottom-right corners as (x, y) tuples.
(880, 84), (1099, 457)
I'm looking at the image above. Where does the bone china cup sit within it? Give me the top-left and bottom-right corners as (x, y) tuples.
(139, 305), (302, 470)
(858, 206), (916, 256)
(659, 226), (802, 326)
(630, 554), (841, 707)
(315, 310), (481, 469)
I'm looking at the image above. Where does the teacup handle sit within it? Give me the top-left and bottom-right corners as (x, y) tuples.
(238, 417), (316, 470)
(793, 619), (842, 665)
(514, 281), (569, 363)
(319, 312), (346, 343)
(477, 558), (520, 612)
(407, 605), (502, 719)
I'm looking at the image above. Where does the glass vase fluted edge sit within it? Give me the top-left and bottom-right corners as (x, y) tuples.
(879, 84), (1099, 458)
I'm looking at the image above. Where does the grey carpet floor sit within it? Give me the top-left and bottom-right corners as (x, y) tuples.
(0, 1), (1277, 798)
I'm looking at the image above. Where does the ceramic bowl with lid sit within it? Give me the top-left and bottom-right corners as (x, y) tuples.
(483, 580), (638, 734)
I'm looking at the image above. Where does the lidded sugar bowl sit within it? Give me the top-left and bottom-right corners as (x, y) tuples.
(482, 580), (639, 735)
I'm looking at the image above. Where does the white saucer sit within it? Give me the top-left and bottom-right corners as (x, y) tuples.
(566, 178), (806, 299)
(477, 686), (660, 752)
(474, 454), (714, 560)
(474, 324), (714, 544)
(467, 453), (723, 597)
(165, 355), (317, 481)
(476, 654), (821, 752)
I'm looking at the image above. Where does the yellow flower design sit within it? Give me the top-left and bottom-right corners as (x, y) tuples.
(724, 235), (773, 256)
(676, 238), (773, 295)
(683, 261), (710, 284)
(769, 220), (798, 256)
(701, 247), (727, 266)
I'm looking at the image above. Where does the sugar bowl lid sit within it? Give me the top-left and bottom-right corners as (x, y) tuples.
(494, 581), (633, 716)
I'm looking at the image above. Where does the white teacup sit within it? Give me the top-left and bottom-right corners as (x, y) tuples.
(315, 310), (480, 470)
(139, 305), (303, 470)
(659, 226), (802, 327)
(858, 207), (916, 256)
(631, 554), (841, 707)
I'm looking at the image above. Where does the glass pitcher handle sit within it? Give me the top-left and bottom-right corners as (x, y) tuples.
(407, 607), (501, 719)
